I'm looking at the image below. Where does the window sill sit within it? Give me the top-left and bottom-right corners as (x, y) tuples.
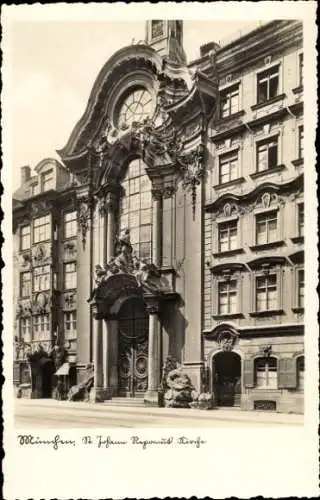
(250, 164), (286, 180)
(213, 177), (245, 191)
(249, 240), (285, 252)
(292, 85), (303, 95)
(213, 248), (244, 258)
(249, 309), (284, 317)
(215, 110), (246, 126)
(291, 236), (304, 244)
(212, 313), (244, 320)
(292, 158), (304, 167)
(292, 307), (304, 314)
(251, 93), (286, 111)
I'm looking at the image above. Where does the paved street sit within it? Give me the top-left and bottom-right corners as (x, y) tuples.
(15, 399), (303, 428)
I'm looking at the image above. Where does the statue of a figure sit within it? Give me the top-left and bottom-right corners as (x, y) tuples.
(87, 264), (107, 302)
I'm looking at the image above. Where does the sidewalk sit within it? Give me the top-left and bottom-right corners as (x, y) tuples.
(16, 398), (304, 425)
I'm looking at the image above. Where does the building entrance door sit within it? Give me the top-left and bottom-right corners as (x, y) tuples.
(213, 351), (241, 407)
(118, 298), (149, 397)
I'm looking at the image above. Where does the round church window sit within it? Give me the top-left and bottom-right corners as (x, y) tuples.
(117, 88), (154, 128)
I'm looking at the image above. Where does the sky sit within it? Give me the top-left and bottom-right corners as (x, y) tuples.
(10, 19), (256, 190)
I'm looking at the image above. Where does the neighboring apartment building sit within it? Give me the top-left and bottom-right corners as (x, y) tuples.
(13, 19), (304, 412)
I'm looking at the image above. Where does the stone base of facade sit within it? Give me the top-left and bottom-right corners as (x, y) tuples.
(89, 387), (111, 403)
(144, 390), (160, 407)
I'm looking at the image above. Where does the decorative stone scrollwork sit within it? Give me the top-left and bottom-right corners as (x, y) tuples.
(217, 331), (238, 352)
(76, 197), (94, 249)
(32, 244), (46, 265)
(20, 251), (32, 268)
(97, 191), (117, 216)
(32, 292), (51, 315)
(16, 299), (32, 318)
(30, 200), (52, 215)
(179, 143), (206, 219)
(260, 345), (272, 358)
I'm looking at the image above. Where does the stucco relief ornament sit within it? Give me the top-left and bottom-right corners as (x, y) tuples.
(217, 331), (237, 352)
(179, 144), (206, 219)
(33, 244), (46, 264)
(77, 197), (94, 249)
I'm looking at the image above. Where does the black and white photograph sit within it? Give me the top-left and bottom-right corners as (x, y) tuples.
(2, 3), (318, 499)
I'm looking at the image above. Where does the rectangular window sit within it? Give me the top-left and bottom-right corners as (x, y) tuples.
(20, 225), (31, 250)
(257, 66), (279, 104)
(256, 137), (278, 172)
(20, 317), (31, 342)
(218, 220), (238, 252)
(298, 125), (304, 159)
(256, 274), (277, 311)
(33, 314), (50, 340)
(297, 269), (304, 308)
(219, 151), (239, 184)
(299, 53), (304, 87)
(20, 271), (31, 297)
(64, 311), (77, 339)
(41, 169), (54, 192)
(33, 265), (50, 292)
(64, 262), (77, 290)
(256, 211), (278, 245)
(255, 358), (277, 389)
(297, 203), (304, 237)
(218, 280), (237, 315)
(220, 85), (240, 118)
(151, 20), (164, 39)
(64, 211), (77, 239)
(33, 215), (51, 243)
(297, 356), (304, 390)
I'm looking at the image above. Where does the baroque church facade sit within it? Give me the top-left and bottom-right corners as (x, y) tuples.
(13, 20), (304, 412)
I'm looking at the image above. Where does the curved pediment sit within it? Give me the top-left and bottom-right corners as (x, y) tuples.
(58, 45), (163, 162)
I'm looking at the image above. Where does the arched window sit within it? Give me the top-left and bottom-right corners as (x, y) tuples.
(255, 356), (277, 389)
(119, 158), (152, 260)
(297, 355), (304, 391)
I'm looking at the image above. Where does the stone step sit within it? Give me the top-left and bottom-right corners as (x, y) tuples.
(104, 397), (146, 407)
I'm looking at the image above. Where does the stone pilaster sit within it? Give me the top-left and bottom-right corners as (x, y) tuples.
(144, 298), (161, 406)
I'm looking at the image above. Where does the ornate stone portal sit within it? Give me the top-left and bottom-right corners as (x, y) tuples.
(89, 229), (179, 405)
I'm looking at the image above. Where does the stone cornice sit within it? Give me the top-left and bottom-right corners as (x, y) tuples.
(205, 173), (303, 212)
(216, 20), (302, 77)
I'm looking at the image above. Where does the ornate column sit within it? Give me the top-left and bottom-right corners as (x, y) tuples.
(106, 191), (117, 261)
(144, 299), (161, 406)
(151, 187), (162, 266)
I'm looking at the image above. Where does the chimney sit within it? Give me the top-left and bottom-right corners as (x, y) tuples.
(21, 165), (31, 186)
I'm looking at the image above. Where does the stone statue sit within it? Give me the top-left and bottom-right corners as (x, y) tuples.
(164, 365), (195, 408)
(87, 264), (107, 302)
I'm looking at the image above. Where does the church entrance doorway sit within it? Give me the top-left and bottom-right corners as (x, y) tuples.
(118, 298), (149, 398)
(212, 351), (241, 407)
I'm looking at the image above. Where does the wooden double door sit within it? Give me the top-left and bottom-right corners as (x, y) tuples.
(213, 351), (241, 407)
(118, 299), (149, 397)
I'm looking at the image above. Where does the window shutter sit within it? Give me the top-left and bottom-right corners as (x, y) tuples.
(13, 362), (20, 383)
(243, 358), (254, 388)
(278, 358), (297, 389)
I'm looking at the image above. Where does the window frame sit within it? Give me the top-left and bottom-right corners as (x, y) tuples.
(63, 310), (77, 340)
(19, 317), (31, 343)
(41, 169), (54, 192)
(64, 262), (77, 290)
(254, 356), (278, 389)
(20, 271), (32, 298)
(218, 149), (240, 185)
(217, 279), (238, 315)
(20, 224), (31, 251)
(32, 313), (51, 341)
(298, 51), (304, 88)
(256, 63), (281, 105)
(217, 218), (239, 253)
(255, 209), (279, 245)
(297, 202), (304, 238)
(250, 267), (283, 316)
(63, 210), (77, 239)
(219, 82), (241, 119)
(33, 214), (51, 244)
(255, 135), (279, 173)
(298, 125), (304, 160)
(33, 265), (51, 292)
